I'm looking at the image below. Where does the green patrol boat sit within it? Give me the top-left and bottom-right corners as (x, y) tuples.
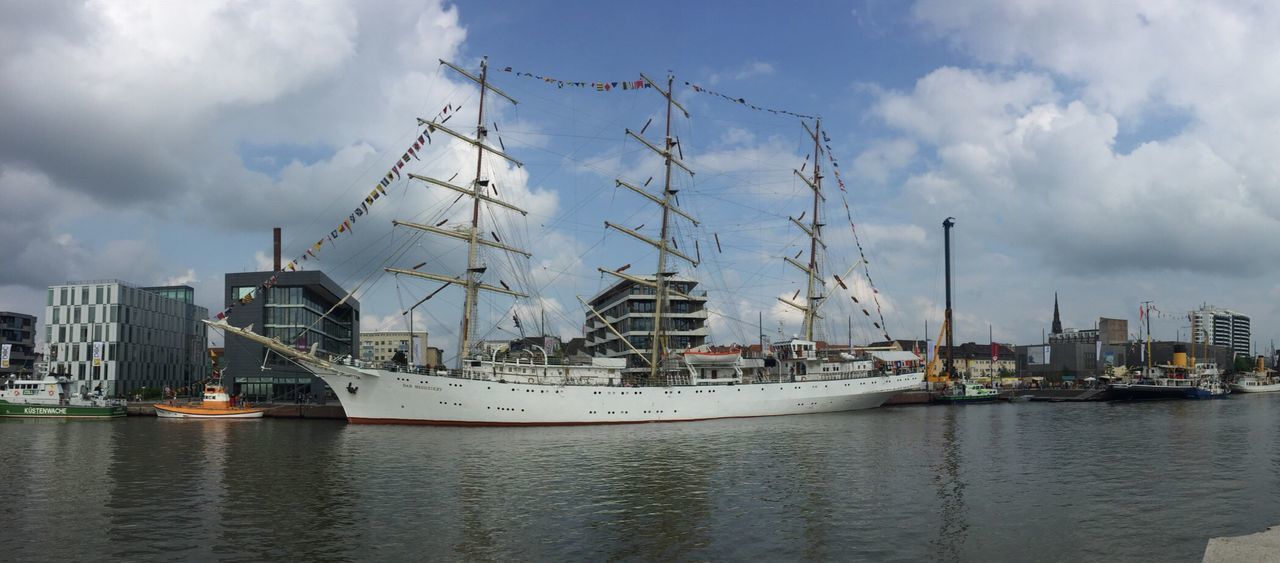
(0, 376), (127, 419)
(934, 381), (1000, 404)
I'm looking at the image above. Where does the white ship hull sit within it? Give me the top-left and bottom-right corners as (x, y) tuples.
(316, 368), (922, 426)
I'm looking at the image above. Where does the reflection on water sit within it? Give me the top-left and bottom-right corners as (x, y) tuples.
(5, 396), (1280, 561)
(930, 408), (967, 562)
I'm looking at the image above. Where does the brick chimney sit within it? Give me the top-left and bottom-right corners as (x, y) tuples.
(273, 227), (281, 272)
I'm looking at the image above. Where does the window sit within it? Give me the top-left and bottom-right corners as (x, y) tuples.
(81, 287), (89, 304)
(52, 308), (59, 324)
(233, 287), (255, 301)
(96, 286), (104, 304)
(47, 289), (53, 307)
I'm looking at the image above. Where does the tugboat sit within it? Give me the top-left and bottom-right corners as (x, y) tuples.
(0, 374), (126, 419)
(154, 381), (267, 419)
(1109, 345), (1229, 401)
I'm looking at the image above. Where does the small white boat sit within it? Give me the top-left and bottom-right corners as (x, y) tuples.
(1230, 376), (1280, 394)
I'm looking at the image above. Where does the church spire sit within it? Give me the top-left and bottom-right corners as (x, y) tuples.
(1052, 292), (1063, 334)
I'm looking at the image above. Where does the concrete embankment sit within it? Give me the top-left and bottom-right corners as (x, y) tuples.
(1203, 525), (1280, 562)
(127, 401), (346, 419)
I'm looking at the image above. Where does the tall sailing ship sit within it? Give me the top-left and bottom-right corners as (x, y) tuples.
(211, 58), (922, 425)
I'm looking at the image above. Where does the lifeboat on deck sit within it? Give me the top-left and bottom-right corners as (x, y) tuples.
(154, 383), (267, 419)
(681, 346), (742, 365)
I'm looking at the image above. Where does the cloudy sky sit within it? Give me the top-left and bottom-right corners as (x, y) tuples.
(5, 0), (1280, 360)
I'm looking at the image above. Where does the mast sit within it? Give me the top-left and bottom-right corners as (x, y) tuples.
(1141, 300), (1153, 373)
(390, 57), (529, 369)
(779, 120), (826, 341)
(943, 217), (956, 380)
(601, 73), (697, 385)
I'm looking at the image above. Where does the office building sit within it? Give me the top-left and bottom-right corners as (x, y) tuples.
(1192, 306), (1251, 357)
(0, 312), (37, 377)
(223, 270), (358, 401)
(45, 281), (208, 396)
(584, 275), (708, 379)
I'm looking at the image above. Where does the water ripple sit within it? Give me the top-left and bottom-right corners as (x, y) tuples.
(4, 397), (1280, 561)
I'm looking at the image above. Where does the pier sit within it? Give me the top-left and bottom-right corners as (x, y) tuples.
(1203, 525), (1280, 562)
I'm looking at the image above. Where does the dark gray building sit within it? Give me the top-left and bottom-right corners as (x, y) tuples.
(0, 312), (37, 377)
(224, 271), (358, 401)
(1016, 340), (1125, 382)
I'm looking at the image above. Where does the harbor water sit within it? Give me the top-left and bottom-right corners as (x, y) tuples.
(4, 395), (1280, 562)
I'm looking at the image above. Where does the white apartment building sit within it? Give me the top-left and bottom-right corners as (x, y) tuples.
(360, 330), (429, 365)
(1192, 305), (1251, 357)
(584, 276), (709, 378)
(45, 281), (208, 397)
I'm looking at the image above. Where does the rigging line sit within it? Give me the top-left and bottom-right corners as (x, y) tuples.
(272, 70), (455, 257)
(283, 226), (428, 346)
(302, 186), (459, 294)
(275, 118), (459, 269)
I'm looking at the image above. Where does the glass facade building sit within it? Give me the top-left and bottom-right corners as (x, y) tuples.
(224, 270), (358, 402)
(0, 311), (37, 377)
(44, 281), (208, 396)
(584, 276), (708, 379)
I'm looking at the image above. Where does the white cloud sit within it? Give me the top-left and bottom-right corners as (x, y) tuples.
(709, 61), (777, 85)
(253, 251), (274, 272)
(162, 268), (199, 286)
(733, 61), (776, 80)
(872, 66), (1279, 276)
(853, 139), (918, 184)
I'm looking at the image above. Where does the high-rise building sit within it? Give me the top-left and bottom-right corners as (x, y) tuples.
(0, 312), (37, 377)
(584, 276), (708, 378)
(1192, 306), (1250, 357)
(45, 281), (208, 396)
(224, 271), (358, 401)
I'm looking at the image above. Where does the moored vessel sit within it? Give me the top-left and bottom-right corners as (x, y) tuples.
(209, 58), (922, 426)
(154, 382), (266, 419)
(1109, 311), (1228, 401)
(0, 375), (126, 419)
(934, 381), (999, 404)
(1229, 355), (1280, 394)
(1231, 376), (1280, 394)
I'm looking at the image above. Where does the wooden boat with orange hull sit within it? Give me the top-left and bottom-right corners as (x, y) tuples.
(154, 383), (266, 419)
